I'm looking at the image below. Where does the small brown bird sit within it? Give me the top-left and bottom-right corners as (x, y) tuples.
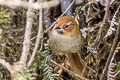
(49, 16), (85, 76)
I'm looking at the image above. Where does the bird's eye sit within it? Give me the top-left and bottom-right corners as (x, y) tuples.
(64, 25), (70, 30)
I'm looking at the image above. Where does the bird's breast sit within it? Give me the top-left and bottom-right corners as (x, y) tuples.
(49, 31), (82, 55)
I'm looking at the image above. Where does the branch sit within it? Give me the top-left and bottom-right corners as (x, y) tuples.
(100, 19), (120, 80)
(47, 0), (75, 31)
(51, 59), (89, 80)
(27, 0), (43, 67)
(20, 0), (34, 65)
(33, 52), (89, 80)
(0, 59), (12, 73)
(0, 0), (60, 9)
(60, 0), (74, 16)
(93, 0), (111, 46)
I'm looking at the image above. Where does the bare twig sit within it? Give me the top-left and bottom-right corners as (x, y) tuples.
(27, 0), (43, 67)
(93, 0), (111, 46)
(51, 59), (89, 80)
(0, 0), (60, 9)
(0, 59), (12, 73)
(33, 51), (89, 80)
(100, 20), (120, 80)
(20, 0), (34, 65)
(47, 0), (75, 31)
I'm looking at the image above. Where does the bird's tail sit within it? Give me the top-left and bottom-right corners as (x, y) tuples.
(67, 53), (86, 76)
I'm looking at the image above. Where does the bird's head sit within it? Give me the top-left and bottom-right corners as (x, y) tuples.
(52, 16), (80, 37)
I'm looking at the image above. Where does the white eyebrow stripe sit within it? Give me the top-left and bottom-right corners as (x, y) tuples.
(66, 22), (72, 25)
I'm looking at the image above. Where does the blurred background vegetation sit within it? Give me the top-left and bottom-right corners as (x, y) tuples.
(0, 0), (120, 80)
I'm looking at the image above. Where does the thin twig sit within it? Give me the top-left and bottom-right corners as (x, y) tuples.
(20, 0), (34, 65)
(33, 52), (89, 80)
(93, 0), (111, 46)
(100, 19), (120, 80)
(47, 0), (75, 31)
(0, 0), (60, 9)
(51, 59), (89, 80)
(27, 0), (43, 67)
(0, 59), (12, 73)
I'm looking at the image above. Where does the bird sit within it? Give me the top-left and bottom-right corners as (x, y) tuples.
(49, 16), (86, 76)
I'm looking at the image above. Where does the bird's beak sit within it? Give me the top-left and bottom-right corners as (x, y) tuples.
(55, 26), (64, 34)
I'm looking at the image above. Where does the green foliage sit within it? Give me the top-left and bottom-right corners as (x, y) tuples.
(0, 7), (12, 29)
(42, 40), (50, 56)
(11, 67), (37, 80)
(0, 7), (26, 80)
(0, 67), (10, 80)
(73, 2), (89, 17)
(29, 36), (54, 80)
(43, 63), (54, 80)
(116, 62), (120, 71)
(42, 40), (54, 80)
(0, 7), (13, 40)
(19, 68), (37, 80)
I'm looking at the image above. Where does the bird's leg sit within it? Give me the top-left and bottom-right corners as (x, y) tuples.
(64, 55), (70, 69)
(56, 55), (68, 79)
